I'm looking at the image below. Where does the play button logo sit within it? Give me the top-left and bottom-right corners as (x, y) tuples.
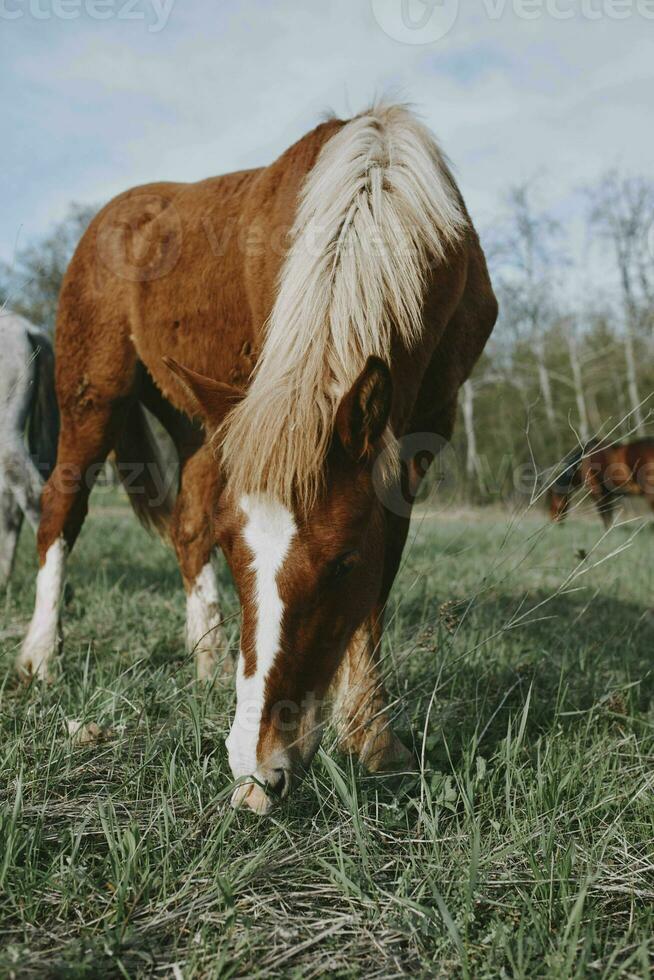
(371, 0), (460, 44)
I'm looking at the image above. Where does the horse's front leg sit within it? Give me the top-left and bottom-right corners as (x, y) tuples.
(170, 444), (233, 682)
(329, 459), (438, 772)
(330, 617), (414, 772)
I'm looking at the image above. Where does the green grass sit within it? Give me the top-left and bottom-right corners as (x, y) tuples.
(1, 489), (654, 978)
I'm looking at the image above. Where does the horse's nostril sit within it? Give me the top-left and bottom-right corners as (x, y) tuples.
(267, 767), (289, 798)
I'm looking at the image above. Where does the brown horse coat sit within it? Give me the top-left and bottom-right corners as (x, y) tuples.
(19, 105), (498, 813)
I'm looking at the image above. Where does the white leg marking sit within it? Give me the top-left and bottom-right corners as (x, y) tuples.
(18, 536), (67, 680)
(185, 561), (226, 680)
(225, 494), (296, 785)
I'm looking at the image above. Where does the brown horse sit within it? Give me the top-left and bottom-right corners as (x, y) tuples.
(19, 105), (497, 813)
(550, 438), (654, 527)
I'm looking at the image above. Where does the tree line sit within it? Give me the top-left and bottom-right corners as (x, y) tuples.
(460, 173), (654, 502)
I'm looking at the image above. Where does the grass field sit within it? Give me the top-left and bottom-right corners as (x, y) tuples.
(1, 489), (653, 979)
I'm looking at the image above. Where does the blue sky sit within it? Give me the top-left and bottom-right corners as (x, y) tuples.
(2, 0), (653, 268)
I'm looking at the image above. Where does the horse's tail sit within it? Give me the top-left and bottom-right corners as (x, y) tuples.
(26, 328), (59, 481)
(220, 103), (469, 511)
(113, 402), (178, 539)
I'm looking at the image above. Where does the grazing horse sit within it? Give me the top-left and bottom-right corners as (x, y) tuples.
(0, 312), (58, 586)
(550, 438), (654, 527)
(19, 105), (498, 813)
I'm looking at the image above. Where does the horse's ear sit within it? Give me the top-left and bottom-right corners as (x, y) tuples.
(163, 356), (243, 430)
(335, 356), (393, 461)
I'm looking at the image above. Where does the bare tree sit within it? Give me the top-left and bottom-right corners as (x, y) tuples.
(589, 173), (654, 434)
(492, 184), (562, 436)
(461, 371), (509, 495)
(564, 319), (590, 443)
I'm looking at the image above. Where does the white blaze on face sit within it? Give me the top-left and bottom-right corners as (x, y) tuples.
(225, 494), (297, 779)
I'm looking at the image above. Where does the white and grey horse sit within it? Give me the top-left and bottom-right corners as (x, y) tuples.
(0, 311), (58, 586)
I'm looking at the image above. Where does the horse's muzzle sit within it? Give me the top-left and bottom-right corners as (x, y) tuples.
(230, 759), (293, 815)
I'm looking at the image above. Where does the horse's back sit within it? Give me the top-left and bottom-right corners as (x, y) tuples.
(625, 439), (654, 466)
(588, 439), (654, 497)
(54, 121), (345, 420)
(53, 111), (486, 430)
(625, 439), (654, 495)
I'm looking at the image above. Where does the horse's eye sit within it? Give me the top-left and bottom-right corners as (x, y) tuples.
(328, 550), (359, 582)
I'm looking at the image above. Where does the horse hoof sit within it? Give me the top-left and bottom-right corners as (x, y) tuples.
(15, 651), (53, 684)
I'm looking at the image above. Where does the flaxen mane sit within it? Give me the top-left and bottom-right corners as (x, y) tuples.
(220, 103), (469, 511)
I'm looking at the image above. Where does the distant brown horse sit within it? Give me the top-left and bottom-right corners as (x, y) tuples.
(550, 438), (654, 527)
(19, 105), (497, 814)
